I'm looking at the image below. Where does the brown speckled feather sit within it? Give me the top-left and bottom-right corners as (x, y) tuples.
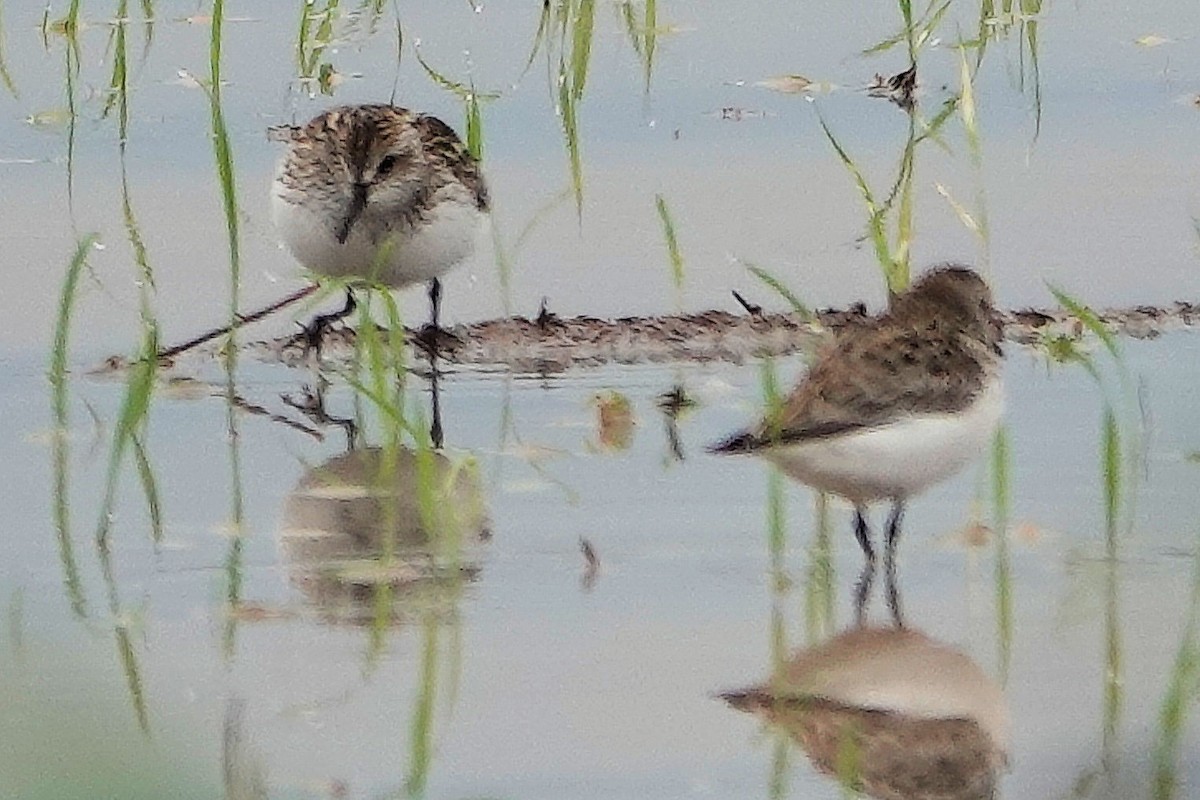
(713, 266), (1002, 452)
(414, 114), (489, 211)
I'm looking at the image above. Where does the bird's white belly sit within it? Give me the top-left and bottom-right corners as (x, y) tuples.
(270, 187), (485, 288)
(764, 377), (1003, 501)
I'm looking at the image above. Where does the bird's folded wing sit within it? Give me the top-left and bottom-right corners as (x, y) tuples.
(715, 322), (986, 452)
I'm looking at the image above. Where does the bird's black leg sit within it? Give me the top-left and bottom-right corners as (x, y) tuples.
(301, 288), (357, 357)
(853, 505), (875, 564)
(429, 350), (445, 450)
(884, 500), (905, 627)
(853, 505), (876, 627)
(416, 277), (461, 355)
(854, 558), (876, 628)
(429, 277), (442, 332)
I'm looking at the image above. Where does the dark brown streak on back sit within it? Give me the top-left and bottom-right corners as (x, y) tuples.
(345, 109), (380, 180)
(415, 114), (489, 211)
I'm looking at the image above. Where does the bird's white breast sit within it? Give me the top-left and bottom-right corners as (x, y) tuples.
(764, 375), (1004, 501)
(270, 179), (486, 289)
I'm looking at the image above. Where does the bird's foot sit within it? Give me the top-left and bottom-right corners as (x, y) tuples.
(294, 290), (357, 360)
(413, 323), (463, 357)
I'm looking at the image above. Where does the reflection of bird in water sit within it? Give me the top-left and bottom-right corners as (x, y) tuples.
(723, 626), (1008, 800)
(279, 446), (489, 625)
(711, 266), (1004, 620)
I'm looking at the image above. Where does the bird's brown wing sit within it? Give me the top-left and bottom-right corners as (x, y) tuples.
(712, 320), (987, 453)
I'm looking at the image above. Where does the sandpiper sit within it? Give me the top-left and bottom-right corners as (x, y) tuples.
(270, 104), (489, 348)
(711, 265), (1004, 569)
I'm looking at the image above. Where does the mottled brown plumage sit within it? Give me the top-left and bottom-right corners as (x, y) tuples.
(710, 265), (1005, 569)
(270, 104), (490, 342)
(715, 265), (1002, 451)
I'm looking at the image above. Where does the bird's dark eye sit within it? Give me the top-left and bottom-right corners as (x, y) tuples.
(377, 154), (400, 176)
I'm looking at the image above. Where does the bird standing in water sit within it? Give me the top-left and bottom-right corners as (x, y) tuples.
(271, 104), (489, 351)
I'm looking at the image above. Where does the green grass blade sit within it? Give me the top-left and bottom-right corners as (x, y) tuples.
(405, 616), (440, 797)
(643, 0), (657, 92)
(745, 264), (813, 320)
(816, 112), (894, 283)
(570, 0), (595, 101)
(102, 0), (130, 140)
(519, 0), (552, 79)
(559, 68), (583, 216)
(465, 84), (483, 162)
(654, 194), (684, 297)
(131, 434), (162, 544)
(991, 425), (1012, 683)
(49, 235), (96, 617)
(1102, 408), (1121, 542)
(0, 0), (18, 97)
(94, 329), (159, 548)
(1047, 285), (1119, 359)
(618, 1), (642, 58)
(115, 619), (150, 732)
(1150, 530), (1200, 800)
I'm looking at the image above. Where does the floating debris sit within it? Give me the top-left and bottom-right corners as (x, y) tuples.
(706, 106), (772, 121)
(135, 298), (1200, 375)
(1134, 34), (1172, 48)
(580, 537), (599, 590)
(867, 63), (917, 109)
(592, 390), (635, 451)
(755, 74), (813, 94)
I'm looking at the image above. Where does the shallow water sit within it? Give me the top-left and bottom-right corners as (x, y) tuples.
(2, 1), (1200, 798)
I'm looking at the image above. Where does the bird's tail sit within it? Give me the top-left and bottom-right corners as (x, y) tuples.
(707, 430), (759, 455)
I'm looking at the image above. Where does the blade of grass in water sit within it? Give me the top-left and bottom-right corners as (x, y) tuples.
(817, 112), (899, 295)
(766, 468), (787, 675)
(519, 0), (552, 79)
(642, 0), (656, 92)
(413, 44), (500, 101)
(559, 69), (583, 216)
(405, 614), (441, 797)
(769, 733), (791, 800)
(570, 0), (595, 100)
(619, 2), (642, 57)
(94, 330), (159, 547)
(805, 491), (835, 643)
(465, 84), (483, 161)
(95, 522), (151, 733)
(745, 264), (813, 320)
(209, 0), (246, 659)
(102, 0), (130, 139)
(115, 618), (150, 732)
(990, 425), (1012, 683)
(63, 30), (79, 209)
(555, 0), (596, 217)
(1150, 529), (1200, 800)
(1101, 407), (1123, 766)
(49, 235), (96, 617)
(1020, 0), (1043, 140)
(139, 0), (155, 60)
(131, 434), (162, 544)
(862, 0), (950, 58)
(956, 44), (991, 269)
(758, 355), (789, 445)
(654, 194), (684, 303)
(899, 0), (915, 61)
(0, 0), (17, 97)
(93, 152), (162, 550)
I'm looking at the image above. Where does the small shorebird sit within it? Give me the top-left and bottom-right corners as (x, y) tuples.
(711, 265), (1004, 574)
(270, 104), (489, 348)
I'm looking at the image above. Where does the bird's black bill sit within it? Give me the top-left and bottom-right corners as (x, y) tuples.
(336, 182), (369, 244)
